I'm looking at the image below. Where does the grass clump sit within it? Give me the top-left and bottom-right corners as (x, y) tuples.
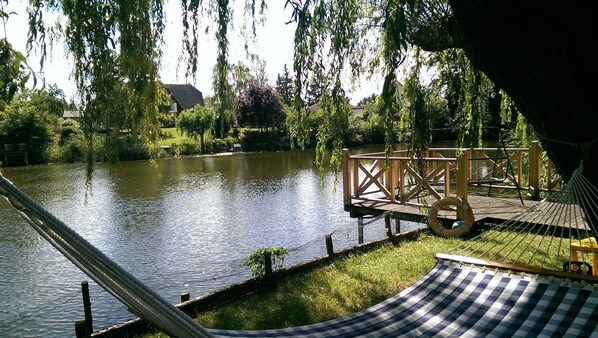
(143, 233), (462, 337)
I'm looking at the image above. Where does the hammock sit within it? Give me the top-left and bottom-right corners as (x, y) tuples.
(209, 257), (598, 337)
(1, 163), (598, 337)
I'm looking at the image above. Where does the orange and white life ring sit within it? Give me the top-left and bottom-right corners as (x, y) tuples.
(427, 197), (475, 238)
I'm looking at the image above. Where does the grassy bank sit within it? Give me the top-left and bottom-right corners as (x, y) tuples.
(143, 233), (462, 337)
(158, 127), (190, 147)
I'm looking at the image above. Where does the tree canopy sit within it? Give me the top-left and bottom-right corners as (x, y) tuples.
(236, 82), (285, 130)
(3, 0), (596, 195)
(177, 105), (216, 153)
(275, 64), (294, 106)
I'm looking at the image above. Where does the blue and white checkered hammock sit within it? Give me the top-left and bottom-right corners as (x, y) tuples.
(210, 258), (598, 337)
(2, 163), (598, 337)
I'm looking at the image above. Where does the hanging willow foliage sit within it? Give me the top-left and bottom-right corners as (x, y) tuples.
(27, 0), (169, 171)
(21, 0), (523, 176)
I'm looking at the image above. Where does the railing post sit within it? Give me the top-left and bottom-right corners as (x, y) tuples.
(75, 320), (87, 338)
(353, 154), (360, 198)
(342, 149), (351, 206)
(547, 160), (554, 192)
(399, 159), (406, 203)
(444, 161), (450, 197)
(528, 141), (541, 199)
(385, 214), (392, 238)
(387, 159), (396, 203)
(456, 150), (469, 201)
(180, 291), (190, 303)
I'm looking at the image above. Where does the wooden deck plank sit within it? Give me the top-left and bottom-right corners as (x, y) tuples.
(346, 193), (591, 232)
(348, 194), (533, 220)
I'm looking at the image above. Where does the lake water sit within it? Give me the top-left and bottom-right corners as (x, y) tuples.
(0, 149), (416, 337)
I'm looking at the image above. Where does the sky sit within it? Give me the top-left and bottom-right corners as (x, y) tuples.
(3, 1), (382, 104)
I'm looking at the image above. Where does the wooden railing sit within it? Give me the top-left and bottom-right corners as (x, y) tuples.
(342, 141), (561, 207)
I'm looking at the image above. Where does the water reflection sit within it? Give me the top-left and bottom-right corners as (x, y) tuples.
(0, 149), (402, 337)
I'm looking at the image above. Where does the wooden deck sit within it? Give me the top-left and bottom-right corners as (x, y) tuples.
(346, 193), (591, 234)
(339, 143), (588, 233)
(346, 193), (536, 224)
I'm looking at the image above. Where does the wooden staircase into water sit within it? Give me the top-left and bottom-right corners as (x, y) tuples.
(3, 143), (28, 166)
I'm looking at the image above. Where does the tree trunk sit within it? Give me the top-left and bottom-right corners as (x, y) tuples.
(449, 0), (598, 233)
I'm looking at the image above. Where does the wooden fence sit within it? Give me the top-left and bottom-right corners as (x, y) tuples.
(342, 141), (561, 207)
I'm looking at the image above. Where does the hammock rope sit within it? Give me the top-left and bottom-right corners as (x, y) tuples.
(448, 163), (598, 277)
(0, 173), (214, 338)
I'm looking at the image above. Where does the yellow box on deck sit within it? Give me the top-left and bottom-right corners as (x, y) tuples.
(570, 237), (598, 276)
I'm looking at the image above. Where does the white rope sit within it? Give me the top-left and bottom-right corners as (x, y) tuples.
(0, 173), (213, 337)
(448, 162), (598, 274)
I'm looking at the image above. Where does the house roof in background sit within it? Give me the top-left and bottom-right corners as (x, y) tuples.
(307, 104), (363, 112)
(164, 84), (205, 110)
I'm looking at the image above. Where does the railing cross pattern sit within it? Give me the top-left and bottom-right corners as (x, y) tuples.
(404, 163), (446, 201)
(356, 160), (392, 199)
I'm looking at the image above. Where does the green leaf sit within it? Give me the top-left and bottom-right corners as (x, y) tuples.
(7, 83), (17, 102)
(19, 73), (31, 88)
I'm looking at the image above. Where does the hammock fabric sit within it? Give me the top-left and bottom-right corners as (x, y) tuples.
(210, 259), (598, 337)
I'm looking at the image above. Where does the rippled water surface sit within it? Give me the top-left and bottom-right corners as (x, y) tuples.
(0, 150), (413, 337)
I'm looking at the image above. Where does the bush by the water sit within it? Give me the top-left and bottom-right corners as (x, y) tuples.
(175, 139), (200, 156)
(109, 136), (150, 161)
(206, 136), (236, 153)
(240, 130), (290, 152)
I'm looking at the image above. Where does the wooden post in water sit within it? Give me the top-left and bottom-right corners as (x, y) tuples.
(180, 291), (190, 302)
(264, 251), (273, 275)
(358, 216), (364, 244)
(81, 281), (93, 335)
(528, 141), (541, 199)
(385, 214), (392, 238)
(75, 320), (87, 338)
(325, 234), (334, 257)
(395, 217), (401, 234)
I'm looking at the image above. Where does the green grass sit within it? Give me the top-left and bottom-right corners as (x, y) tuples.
(452, 228), (571, 271)
(142, 234), (462, 337)
(158, 127), (193, 146)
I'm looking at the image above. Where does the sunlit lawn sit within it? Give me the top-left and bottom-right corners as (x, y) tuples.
(140, 226), (574, 337)
(158, 127), (193, 147)
(142, 233), (463, 337)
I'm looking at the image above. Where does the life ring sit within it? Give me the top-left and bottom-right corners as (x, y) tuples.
(427, 197), (475, 238)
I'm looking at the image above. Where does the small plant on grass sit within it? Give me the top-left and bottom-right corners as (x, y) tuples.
(244, 247), (288, 278)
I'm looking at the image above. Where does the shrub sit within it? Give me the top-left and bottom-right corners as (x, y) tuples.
(114, 136), (150, 161)
(49, 133), (106, 163)
(58, 118), (82, 145)
(240, 130), (289, 152)
(178, 139), (200, 155)
(209, 138), (225, 153)
(243, 247), (288, 278)
(158, 112), (176, 128)
(0, 98), (57, 164)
